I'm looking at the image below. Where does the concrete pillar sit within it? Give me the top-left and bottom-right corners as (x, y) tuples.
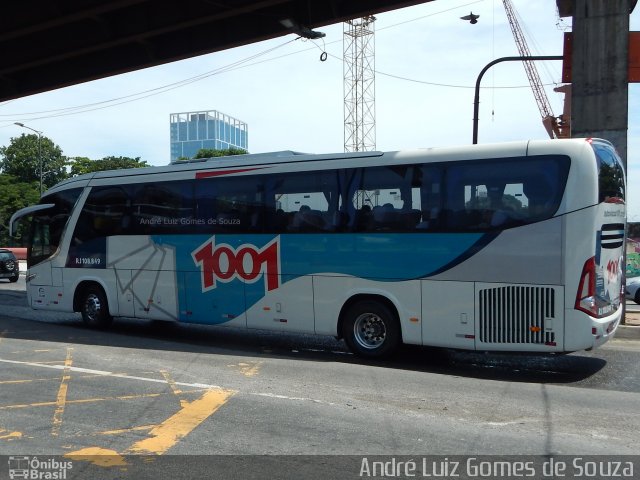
(571, 0), (630, 168)
(568, 0), (631, 324)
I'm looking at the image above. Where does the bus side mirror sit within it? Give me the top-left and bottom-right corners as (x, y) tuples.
(9, 203), (55, 237)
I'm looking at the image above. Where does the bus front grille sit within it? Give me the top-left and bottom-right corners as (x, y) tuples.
(478, 286), (556, 344)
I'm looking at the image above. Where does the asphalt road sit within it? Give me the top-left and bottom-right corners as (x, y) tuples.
(0, 277), (639, 478)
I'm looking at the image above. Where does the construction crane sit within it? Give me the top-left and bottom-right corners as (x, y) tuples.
(502, 0), (570, 138)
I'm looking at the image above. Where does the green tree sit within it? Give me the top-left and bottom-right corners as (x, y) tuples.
(193, 148), (247, 159)
(0, 174), (39, 246)
(69, 156), (149, 176)
(0, 133), (67, 190)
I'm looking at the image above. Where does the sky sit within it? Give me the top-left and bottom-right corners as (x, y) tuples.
(0, 0), (638, 218)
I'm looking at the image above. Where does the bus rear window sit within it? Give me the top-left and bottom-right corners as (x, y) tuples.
(593, 142), (625, 204)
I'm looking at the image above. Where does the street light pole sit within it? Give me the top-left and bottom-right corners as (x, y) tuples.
(14, 122), (44, 195)
(472, 55), (563, 144)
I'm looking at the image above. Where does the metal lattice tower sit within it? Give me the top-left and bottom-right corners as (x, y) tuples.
(343, 16), (376, 152)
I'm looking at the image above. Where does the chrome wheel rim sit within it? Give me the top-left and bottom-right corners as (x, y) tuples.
(84, 293), (102, 322)
(353, 313), (386, 350)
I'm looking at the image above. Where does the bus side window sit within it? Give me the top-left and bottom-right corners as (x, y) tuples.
(417, 166), (442, 232)
(195, 176), (265, 234)
(130, 181), (194, 234)
(352, 165), (422, 232)
(267, 171), (335, 233)
(524, 179), (551, 220)
(74, 186), (130, 242)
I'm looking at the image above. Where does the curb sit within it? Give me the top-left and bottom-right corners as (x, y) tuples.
(615, 325), (640, 341)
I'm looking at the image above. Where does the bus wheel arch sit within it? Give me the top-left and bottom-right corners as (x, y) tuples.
(338, 294), (402, 358)
(74, 281), (113, 329)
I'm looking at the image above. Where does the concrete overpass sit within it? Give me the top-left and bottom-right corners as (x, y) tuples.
(0, 0), (433, 102)
(1, 0), (635, 161)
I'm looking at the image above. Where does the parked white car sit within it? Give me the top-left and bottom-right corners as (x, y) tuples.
(626, 276), (640, 304)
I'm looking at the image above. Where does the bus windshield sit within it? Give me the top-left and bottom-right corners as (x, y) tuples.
(28, 188), (83, 267)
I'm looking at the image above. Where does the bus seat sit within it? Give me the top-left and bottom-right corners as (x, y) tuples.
(291, 207), (326, 232)
(328, 211), (349, 231)
(249, 210), (263, 232)
(355, 206), (373, 231)
(404, 209), (421, 229)
(372, 204), (397, 230)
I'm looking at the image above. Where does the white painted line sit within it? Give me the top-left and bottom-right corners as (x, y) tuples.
(0, 357), (224, 391)
(0, 357), (338, 408)
(251, 392), (337, 407)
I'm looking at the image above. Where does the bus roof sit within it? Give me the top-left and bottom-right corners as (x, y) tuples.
(45, 139), (600, 196)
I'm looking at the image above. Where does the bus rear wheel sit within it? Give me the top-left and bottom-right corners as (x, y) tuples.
(342, 300), (400, 358)
(80, 285), (113, 328)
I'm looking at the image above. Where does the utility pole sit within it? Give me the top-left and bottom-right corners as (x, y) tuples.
(14, 122), (44, 196)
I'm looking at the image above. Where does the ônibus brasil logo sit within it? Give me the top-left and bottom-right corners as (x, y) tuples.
(192, 236), (280, 293)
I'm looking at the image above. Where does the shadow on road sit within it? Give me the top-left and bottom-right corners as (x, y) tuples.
(0, 289), (607, 386)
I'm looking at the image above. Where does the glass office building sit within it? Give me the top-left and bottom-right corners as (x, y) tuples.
(170, 110), (248, 162)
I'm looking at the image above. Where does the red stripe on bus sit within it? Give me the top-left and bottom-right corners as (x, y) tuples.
(195, 167), (264, 179)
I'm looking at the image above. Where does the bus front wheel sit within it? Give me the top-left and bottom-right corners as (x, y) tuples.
(342, 300), (400, 358)
(80, 285), (113, 328)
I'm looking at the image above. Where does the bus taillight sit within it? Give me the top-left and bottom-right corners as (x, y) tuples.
(575, 257), (599, 317)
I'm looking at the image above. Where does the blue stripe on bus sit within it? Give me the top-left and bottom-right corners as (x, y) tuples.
(151, 233), (493, 325)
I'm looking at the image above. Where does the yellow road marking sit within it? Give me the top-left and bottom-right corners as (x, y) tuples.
(65, 447), (127, 467)
(0, 376), (63, 385)
(125, 388), (235, 455)
(1, 392), (164, 410)
(242, 361), (263, 377)
(228, 361), (264, 377)
(160, 370), (186, 407)
(0, 428), (22, 440)
(52, 348), (73, 437)
(0, 373), (132, 386)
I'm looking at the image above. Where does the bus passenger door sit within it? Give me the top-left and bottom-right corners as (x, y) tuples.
(421, 280), (475, 349)
(245, 274), (314, 333)
(113, 269), (135, 318)
(28, 262), (55, 310)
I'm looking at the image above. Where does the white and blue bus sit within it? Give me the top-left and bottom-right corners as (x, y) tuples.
(11, 138), (625, 357)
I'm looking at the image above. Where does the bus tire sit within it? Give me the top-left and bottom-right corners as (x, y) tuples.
(635, 290), (640, 305)
(9, 275), (19, 283)
(342, 300), (400, 358)
(80, 285), (113, 328)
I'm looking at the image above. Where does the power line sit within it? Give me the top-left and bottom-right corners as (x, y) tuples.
(311, 46), (556, 89)
(0, 38), (300, 120)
